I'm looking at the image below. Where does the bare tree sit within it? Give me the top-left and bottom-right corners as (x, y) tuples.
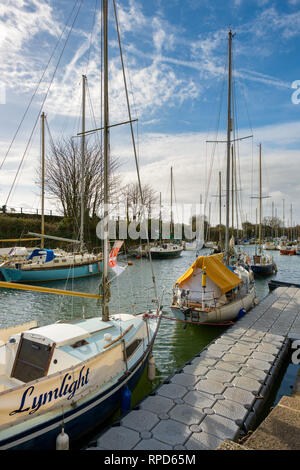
(122, 182), (158, 222)
(38, 137), (121, 237)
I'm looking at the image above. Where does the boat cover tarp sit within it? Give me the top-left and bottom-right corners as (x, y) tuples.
(175, 253), (242, 294)
(27, 249), (55, 263)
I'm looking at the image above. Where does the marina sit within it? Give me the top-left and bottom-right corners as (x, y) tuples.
(0, 0), (300, 454)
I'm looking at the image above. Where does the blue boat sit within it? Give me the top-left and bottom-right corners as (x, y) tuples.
(250, 253), (277, 277)
(0, 248), (102, 283)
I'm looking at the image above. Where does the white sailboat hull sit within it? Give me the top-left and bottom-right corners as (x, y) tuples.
(0, 313), (161, 449)
(171, 286), (255, 323)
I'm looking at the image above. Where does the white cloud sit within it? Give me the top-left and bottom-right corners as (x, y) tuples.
(1, 1), (300, 226)
(110, 120), (300, 225)
(0, 0), (61, 91)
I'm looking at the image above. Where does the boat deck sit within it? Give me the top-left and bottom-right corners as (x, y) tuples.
(87, 286), (300, 450)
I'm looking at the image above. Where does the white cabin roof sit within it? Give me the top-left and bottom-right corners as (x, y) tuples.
(22, 323), (90, 347)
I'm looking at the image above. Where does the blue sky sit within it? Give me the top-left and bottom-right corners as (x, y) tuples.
(0, 0), (300, 230)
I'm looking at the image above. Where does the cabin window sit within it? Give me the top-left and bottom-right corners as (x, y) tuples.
(125, 339), (142, 359)
(71, 339), (88, 348)
(11, 337), (54, 383)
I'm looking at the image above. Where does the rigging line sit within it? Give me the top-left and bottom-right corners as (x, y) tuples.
(45, 116), (56, 149)
(112, 0), (159, 306)
(0, 0), (81, 173)
(8, 123), (39, 207)
(232, 55), (245, 231)
(46, 116), (81, 229)
(236, 69), (254, 224)
(172, 172), (180, 229)
(86, 80), (102, 151)
(232, 72), (241, 229)
(231, 47), (239, 231)
(45, 117), (82, 236)
(85, 0), (98, 76)
(203, 59), (227, 219)
(5, 0), (83, 207)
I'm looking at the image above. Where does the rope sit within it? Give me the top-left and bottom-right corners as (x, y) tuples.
(144, 312), (234, 327)
(112, 0), (159, 309)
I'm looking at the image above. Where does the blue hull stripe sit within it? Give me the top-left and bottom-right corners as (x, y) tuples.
(0, 261), (102, 283)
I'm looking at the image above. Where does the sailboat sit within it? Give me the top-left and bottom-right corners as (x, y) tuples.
(0, 0), (161, 449)
(262, 241), (276, 250)
(0, 90), (103, 283)
(171, 31), (255, 324)
(150, 167), (183, 259)
(250, 144), (277, 276)
(185, 196), (205, 252)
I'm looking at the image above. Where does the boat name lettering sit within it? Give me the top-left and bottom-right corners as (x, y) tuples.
(9, 366), (90, 416)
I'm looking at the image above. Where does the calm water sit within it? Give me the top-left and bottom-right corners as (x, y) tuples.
(1, 245), (299, 445)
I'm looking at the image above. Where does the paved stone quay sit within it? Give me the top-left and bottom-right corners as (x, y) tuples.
(87, 286), (300, 451)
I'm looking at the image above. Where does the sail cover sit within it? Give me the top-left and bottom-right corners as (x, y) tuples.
(175, 253), (242, 294)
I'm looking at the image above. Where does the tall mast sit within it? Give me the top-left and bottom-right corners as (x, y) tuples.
(231, 144), (234, 237)
(102, 0), (110, 322)
(272, 200), (274, 239)
(112, 0), (158, 305)
(80, 74), (87, 253)
(170, 166), (173, 239)
(258, 143), (262, 253)
(235, 147), (239, 238)
(41, 112), (46, 249)
(159, 192), (162, 244)
(290, 203), (293, 240)
(219, 171), (222, 245)
(208, 201), (211, 240)
(282, 198), (285, 237)
(225, 30), (233, 263)
(255, 207), (258, 240)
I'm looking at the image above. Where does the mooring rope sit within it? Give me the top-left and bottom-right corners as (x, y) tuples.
(144, 312), (234, 327)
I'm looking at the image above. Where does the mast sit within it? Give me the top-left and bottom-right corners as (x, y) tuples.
(231, 144), (234, 238)
(102, 0), (110, 322)
(258, 143), (262, 254)
(290, 203), (293, 241)
(41, 112), (46, 250)
(255, 207), (258, 240)
(235, 146), (239, 238)
(80, 74), (87, 253)
(282, 198), (285, 237)
(112, 0), (158, 305)
(225, 30), (233, 263)
(170, 166), (173, 239)
(208, 201), (211, 241)
(219, 171), (222, 245)
(159, 192), (162, 244)
(272, 200), (274, 239)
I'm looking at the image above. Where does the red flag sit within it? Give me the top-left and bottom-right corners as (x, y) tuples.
(109, 241), (125, 276)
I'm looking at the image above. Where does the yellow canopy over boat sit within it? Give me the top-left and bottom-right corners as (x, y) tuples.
(175, 253), (242, 294)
